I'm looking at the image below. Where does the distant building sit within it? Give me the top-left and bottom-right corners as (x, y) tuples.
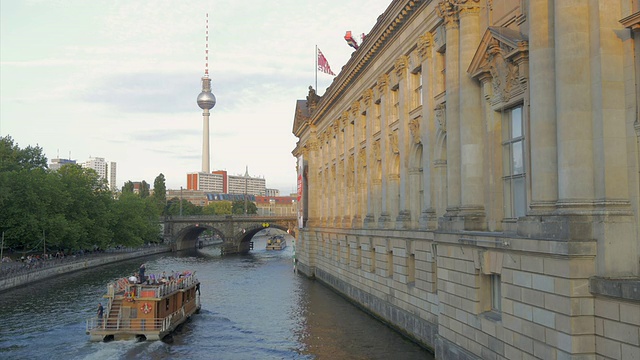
(186, 168), (266, 196)
(131, 181), (149, 195)
(81, 156), (117, 190)
(49, 158), (76, 171)
(265, 188), (280, 197)
(254, 196), (296, 216)
(109, 162), (117, 192)
(167, 189), (207, 207)
(186, 172), (224, 192)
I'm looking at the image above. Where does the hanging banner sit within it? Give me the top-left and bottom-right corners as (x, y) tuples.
(297, 155), (304, 228)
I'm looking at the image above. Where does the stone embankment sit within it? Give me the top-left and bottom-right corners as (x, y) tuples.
(0, 246), (170, 293)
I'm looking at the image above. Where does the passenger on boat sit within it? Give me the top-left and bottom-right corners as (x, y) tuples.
(139, 264), (146, 283)
(97, 303), (104, 325)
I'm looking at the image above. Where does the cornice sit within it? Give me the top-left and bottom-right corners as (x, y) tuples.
(621, 11), (640, 30)
(310, 0), (426, 126)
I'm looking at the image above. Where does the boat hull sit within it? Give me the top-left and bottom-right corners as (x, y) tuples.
(87, 272), (201, 342)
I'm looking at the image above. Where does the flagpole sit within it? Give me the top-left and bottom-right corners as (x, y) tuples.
(315, 45), (318, 92)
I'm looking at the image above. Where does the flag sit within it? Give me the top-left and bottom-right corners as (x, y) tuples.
(317, 48), (336, 76)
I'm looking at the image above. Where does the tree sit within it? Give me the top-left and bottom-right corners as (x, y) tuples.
(232, 200), (257, 215)
(202, 201), (232, 215)
(165, 197), (202, 216)
(140, 180), (150, 198)
(122, 181), (134, 194)
(151, 173), (167, 213)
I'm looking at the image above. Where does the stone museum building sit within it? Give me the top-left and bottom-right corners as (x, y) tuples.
(292, 0), (640, 359)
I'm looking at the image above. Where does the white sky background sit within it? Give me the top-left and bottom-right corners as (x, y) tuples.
(0, 0), (390, 193)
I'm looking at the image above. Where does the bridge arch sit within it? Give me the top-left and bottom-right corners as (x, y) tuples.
(164, 215), (297, 254)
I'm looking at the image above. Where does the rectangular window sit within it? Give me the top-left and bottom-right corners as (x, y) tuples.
(491, 274), (502, 312)
(412, 69), (422, 109)
(371, 247), (376, 273)
(391, 89), (399, 123)
(502, 106), (526, 218)
(407, 253), (415, 284)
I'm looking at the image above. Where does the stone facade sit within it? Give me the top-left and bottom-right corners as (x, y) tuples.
(292, 1), (640, 359)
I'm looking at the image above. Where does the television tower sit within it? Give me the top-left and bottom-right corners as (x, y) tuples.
(197, 13), (216, 173)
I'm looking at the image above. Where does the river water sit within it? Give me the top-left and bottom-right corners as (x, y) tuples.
(0, 234), (434, 360)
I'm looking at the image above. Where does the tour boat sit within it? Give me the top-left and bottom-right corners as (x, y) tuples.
(86, 270), (201, 341)
(266, 235), (287, 250)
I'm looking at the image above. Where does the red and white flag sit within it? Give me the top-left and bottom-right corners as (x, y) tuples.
(317, 48), (336, 76)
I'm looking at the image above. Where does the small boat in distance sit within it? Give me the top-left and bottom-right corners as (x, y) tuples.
(86, 270), (201, 342)
(266, 234), (287, 250)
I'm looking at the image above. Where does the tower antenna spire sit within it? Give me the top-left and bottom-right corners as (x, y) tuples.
(204, 13), (209, 77)
(197, 12), (216, 174)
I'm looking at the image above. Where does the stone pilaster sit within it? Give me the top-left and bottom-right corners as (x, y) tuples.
(458, 3), (485, 230)
(528, 0), (558, 215)
(377, 73), (392, 225)
(395, 55), (412, 229)
(437, 1), (462, 228)
(554, 0), (594, 204)
(418, 32), (437, 229)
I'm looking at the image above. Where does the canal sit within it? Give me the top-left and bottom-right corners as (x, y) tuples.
(0, 234), (434, 359)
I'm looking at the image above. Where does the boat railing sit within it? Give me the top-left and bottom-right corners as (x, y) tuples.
(86, 316), (170, 333)
(86, 303), (196, 334)
(111, 273), (199, 299)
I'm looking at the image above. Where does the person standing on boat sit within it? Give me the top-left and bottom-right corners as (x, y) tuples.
(139, 264), (146, 284)
(97, 303), (104, 326)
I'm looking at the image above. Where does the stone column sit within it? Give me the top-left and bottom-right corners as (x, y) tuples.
(352, 102), (362, 226)
(418, 32), (437, 229)
(590, 2), (635, 276)
(378, 74), (392, 225)
(395, 55), (412, 228)
(342, 114), (352, 228)
(528, 0), (558, 215)
(363, 89), (376, 227)
(554, 0), (594, 204)
(458, 3), (485, 230)
(437, 2), (462, 222)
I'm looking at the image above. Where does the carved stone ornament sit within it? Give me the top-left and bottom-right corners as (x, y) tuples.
(378, 74), (389, 92)
(435, 103), (446, 133)
(417, 32), (433, 61)
(409, 118), (421, 144)
(363, 89), (373, 106)
(358, 147), (367, 166)
(372, 140), (381, 162)
(436, 0), (458, 24)
(351, 101), (360, 117)
(306, 86), (321, 114)
(394, 56), (409, 78)
(467, 27), (528, 109)
(487, 39), (520, 103)
(389, 131), (400, 154)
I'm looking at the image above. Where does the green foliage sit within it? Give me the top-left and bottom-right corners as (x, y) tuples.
(231, 200), (257, 215)
(0, 136), (161, 253)
(122, 180), (134, 194)
(151, 173), (167, 213)
(139, 180), (150, 198)
(202, 201), (232, 215)
(165, 197), (202, 216)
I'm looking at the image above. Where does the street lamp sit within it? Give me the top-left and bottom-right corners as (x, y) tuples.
(244, 166), (248, 215)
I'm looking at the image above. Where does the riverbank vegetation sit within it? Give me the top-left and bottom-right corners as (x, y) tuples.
(0, 136), (161, 255)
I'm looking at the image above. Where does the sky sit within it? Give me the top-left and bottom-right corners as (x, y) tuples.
(0, 0), (391, 194)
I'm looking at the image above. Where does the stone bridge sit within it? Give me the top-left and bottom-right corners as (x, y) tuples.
(162, 215), (297, 255)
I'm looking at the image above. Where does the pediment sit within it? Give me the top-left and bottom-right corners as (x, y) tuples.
(468, 27), (529, 109)
(292, 100), (310, 136)
(468, 27), (528, 79)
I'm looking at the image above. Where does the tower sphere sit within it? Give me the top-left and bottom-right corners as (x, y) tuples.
(197, 91), (216, 110)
